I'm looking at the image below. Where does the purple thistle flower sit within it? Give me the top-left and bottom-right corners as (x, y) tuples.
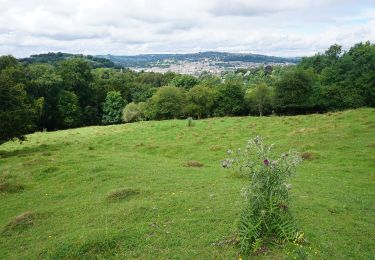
(263, 159), (270, 166)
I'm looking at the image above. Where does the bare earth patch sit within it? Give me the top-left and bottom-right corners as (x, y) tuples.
(106, 188), (140, 202)
(2, 211), (36, 235)
(183, 160), (204, 167)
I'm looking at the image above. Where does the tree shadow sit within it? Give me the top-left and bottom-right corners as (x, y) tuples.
(0, 143), (61, 159)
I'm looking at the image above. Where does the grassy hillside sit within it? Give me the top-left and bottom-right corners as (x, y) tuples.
(1, 109), (374, 259)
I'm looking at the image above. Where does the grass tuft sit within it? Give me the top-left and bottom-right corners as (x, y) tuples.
(2, 211), (36, 235)
(184, 160), (204, 167)
(106, 188), (140, 202)
(0, 182), (24, 193)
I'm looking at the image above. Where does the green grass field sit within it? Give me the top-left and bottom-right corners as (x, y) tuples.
(1, 108), (375, 259)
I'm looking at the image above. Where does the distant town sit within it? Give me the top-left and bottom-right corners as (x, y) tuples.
(131, 59), (296, 75)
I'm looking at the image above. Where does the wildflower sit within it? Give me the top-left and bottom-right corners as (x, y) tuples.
(227, 149), (233, 155)
(263, 159), (270, 165)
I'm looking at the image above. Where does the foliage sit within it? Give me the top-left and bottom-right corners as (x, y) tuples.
(0, 109), (374, 258)
(122, 102), (145, 123)
(274, 69), (315, 114)
(185, 84), (216, 118)
(144, 86), (185, 120)
(171, 74), (198, 89)
(213, 78), (246, 116)
(102, 91), (126, 125)
(223, 136), (302, 255)
(245, 83), (273, 116)
(0, 56), (35, 144)
(57, 90), (82, 128)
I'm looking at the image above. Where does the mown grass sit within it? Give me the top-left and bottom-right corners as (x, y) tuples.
(0, 108), (374, 259)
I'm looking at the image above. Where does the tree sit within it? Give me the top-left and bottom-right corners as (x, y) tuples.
(171, 74), (198, 89)
(26, 63), (63, 130)
(57, 58), (94, 108)
(57, 90), (82, 128)
(186, 84), (215, 118)
(0, 57), (35, 144)
(274, 69), (314, 114)
(213, 78), (246, 116)
(122, 102), (145, 123)
(102, 91), (126, 124)
(245, 83), (273, 116)
(144, 86), (185, 120)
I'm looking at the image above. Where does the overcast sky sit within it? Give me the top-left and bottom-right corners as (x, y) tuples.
(0, 0), (374, 58)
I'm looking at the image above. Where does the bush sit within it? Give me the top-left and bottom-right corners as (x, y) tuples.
(122, 102), (144, 123)
(222, 136), (303, 255)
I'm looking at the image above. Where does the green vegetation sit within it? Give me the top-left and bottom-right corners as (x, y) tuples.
(1, 108), (374, 259)
(1, 42), (375, 143)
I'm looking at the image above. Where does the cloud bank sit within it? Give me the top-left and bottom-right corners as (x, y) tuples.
(0, 0), (374, 57)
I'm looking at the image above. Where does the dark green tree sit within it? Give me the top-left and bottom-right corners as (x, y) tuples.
(186, 84), (215, 118)
(0, 57), (35, 144)
(102, 91), (126, 124)
(274, 69), (314, 114)
(144, 86), (185, 120)
(213, 78), (246, 116)
(57, 90), (82, 128)
(171, 74), (198, 89)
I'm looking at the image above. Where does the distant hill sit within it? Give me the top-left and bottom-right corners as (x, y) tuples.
(19, 52), (117, 68)
(98, 51), (300, 68)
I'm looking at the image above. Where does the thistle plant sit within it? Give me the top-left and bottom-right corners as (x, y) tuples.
(222, 136), (303, 254)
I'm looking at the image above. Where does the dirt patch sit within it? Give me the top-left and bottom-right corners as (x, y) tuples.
(2, 211), (35, 235)
(183, 160), (204, 167)
(301, 152), (317, 160)
(106, 188), (140, 202)
(0, 182), (24, 193)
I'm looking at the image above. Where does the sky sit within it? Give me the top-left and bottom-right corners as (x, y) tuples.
(0, 0), (374, 58)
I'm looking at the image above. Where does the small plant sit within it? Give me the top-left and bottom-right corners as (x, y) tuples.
(222, 136), (303, 255)
(187, 117), (194, 127)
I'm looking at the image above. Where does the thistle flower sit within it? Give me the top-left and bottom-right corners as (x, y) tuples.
(221, 159), (233, 168)
(263, 159), (270, 165)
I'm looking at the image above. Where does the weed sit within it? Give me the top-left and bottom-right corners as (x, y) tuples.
(223, 136), (302, 255)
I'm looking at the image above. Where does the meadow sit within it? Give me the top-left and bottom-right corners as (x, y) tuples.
(1, 108), (375, 259)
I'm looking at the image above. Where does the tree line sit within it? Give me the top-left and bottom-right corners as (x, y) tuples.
(1, 42), (374, 144)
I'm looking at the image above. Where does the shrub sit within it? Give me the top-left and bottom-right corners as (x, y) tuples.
(222, 136), (303, 255)
(122, 102), (144, 123)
